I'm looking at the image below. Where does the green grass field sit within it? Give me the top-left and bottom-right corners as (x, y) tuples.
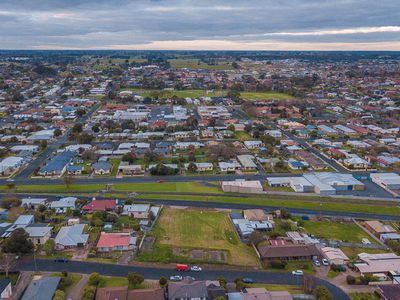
(168, 58), (233, 70)
(122, 87), (294, 101)
(2, 182), (222, 194)
(339, 246), (390, 260)
(137, 194), (400, 216)
(240, 91), (295, 101)
(248, 284), (303, 294)
(141, 207), (259, 266)
(234, 131), (252, 141)
(302, 220), (373, 243)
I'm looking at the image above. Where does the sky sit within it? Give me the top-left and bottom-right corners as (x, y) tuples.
(1, 0), (400, 50)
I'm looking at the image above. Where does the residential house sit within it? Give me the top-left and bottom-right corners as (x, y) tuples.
(50, 196), (77, 214)
(168, 280), (208, 300)
(96, 232), (137, 252)
(21, 198), (47, 210)
(218, 162), (237, 173)
(122, 204), (151, 219)
(243, 140), (263, 150)
(257, 244), (320, 261)
(0, 279), (12, 300)
(54, 224), (89, 250)
(38, 151), (75, 177)
(92, 161), (112, 175)
(96, 287), (164, 300)
(118, 161), (143, 175)
(25, 226), (52, 245)
(184, 162), (214, 172)
(82, 199), (117, 213)
(237, 155), (258, 171)
(320, 247), (349, 265)
(21, 277), (61, 300)
(66, 165), (84, 175)
(0, 156), (24, 176)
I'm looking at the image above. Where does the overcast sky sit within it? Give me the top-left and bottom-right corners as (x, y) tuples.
(1, 0), (400, 50)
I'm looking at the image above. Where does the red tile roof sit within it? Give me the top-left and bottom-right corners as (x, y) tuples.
(82, 200), (116, 212)
(97, 232), (131, 248)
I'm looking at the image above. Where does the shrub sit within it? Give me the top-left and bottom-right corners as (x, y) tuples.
(88, 272), (102, 286)
(270, 259), (287, 269)
(346, 275), (356, 285)
(82, 285), (96, 300)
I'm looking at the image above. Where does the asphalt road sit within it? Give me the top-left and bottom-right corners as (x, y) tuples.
(134, 198), (400, 221)
(19, 259), (350, 300)
(4, 192), (400, 221)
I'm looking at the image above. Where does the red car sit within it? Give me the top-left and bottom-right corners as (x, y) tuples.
(176, 263), (189, 271)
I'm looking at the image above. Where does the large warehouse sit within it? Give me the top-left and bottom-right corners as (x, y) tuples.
(266, 172), (365, 195)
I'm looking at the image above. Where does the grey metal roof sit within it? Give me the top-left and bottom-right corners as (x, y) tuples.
(21, 277), (61, 300)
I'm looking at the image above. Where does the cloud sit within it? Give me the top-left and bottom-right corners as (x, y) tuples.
(1, 0), (399, 49)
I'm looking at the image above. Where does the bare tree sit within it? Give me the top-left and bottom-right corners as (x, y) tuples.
(0, 253), (16, 277)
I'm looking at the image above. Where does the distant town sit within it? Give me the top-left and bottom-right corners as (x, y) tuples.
(0, 50), (399, 300)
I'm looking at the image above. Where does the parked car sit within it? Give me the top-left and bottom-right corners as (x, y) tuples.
(242, 278), (254, 284)
(314, 260), (321, 267)
(54, 257), (69, 263)
(184, 276), (195, 281)
(176, 263), (189, 271)
(170, 275), (183, 281)
(292, 270), (304, 276)
(322, 259), (329, 266)
(190, 266), (202, 272)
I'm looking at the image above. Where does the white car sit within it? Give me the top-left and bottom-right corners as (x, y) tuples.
(170, 275), (183, 281)
(322, 259), (329, 266)
(292, 270), (304, 276)
(190, 266), (202, 272)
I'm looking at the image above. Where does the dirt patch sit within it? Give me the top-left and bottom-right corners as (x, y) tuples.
(141, 236), (155, 252)
(172, 248), (182, 256)
(208, 250), (227, 262)
(190, 249), (204, 260)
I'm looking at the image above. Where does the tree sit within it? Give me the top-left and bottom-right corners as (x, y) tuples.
(217, 276), (227, 288)
(40, 140), (47, 150)
(0, 253), (16, 276)
(88, 272), (102, 286)
(54, 128), (62, 137)
(313, 286), (333, 300)
(127, 272), (144, 288)
(2, 228), (34, 254)
(1, 196), (21, 209)
(53, 290), (65, 300)
(159, 276), (168, 287)
(43, 239), (55, 256)
(187, 162), (198, 173)
(82, 285), (96, 300)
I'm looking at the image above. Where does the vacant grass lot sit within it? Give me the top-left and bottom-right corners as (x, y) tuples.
(168, 58), (233, 70)
(142, 207), (259, 266)
(302, 220), (373, 243)
(234, 131), (252, 141)
(340, 246), (389, 260)
(240, 91), (295, 101)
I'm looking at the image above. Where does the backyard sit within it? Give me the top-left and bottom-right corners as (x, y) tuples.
(302, 219), (374, 243)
